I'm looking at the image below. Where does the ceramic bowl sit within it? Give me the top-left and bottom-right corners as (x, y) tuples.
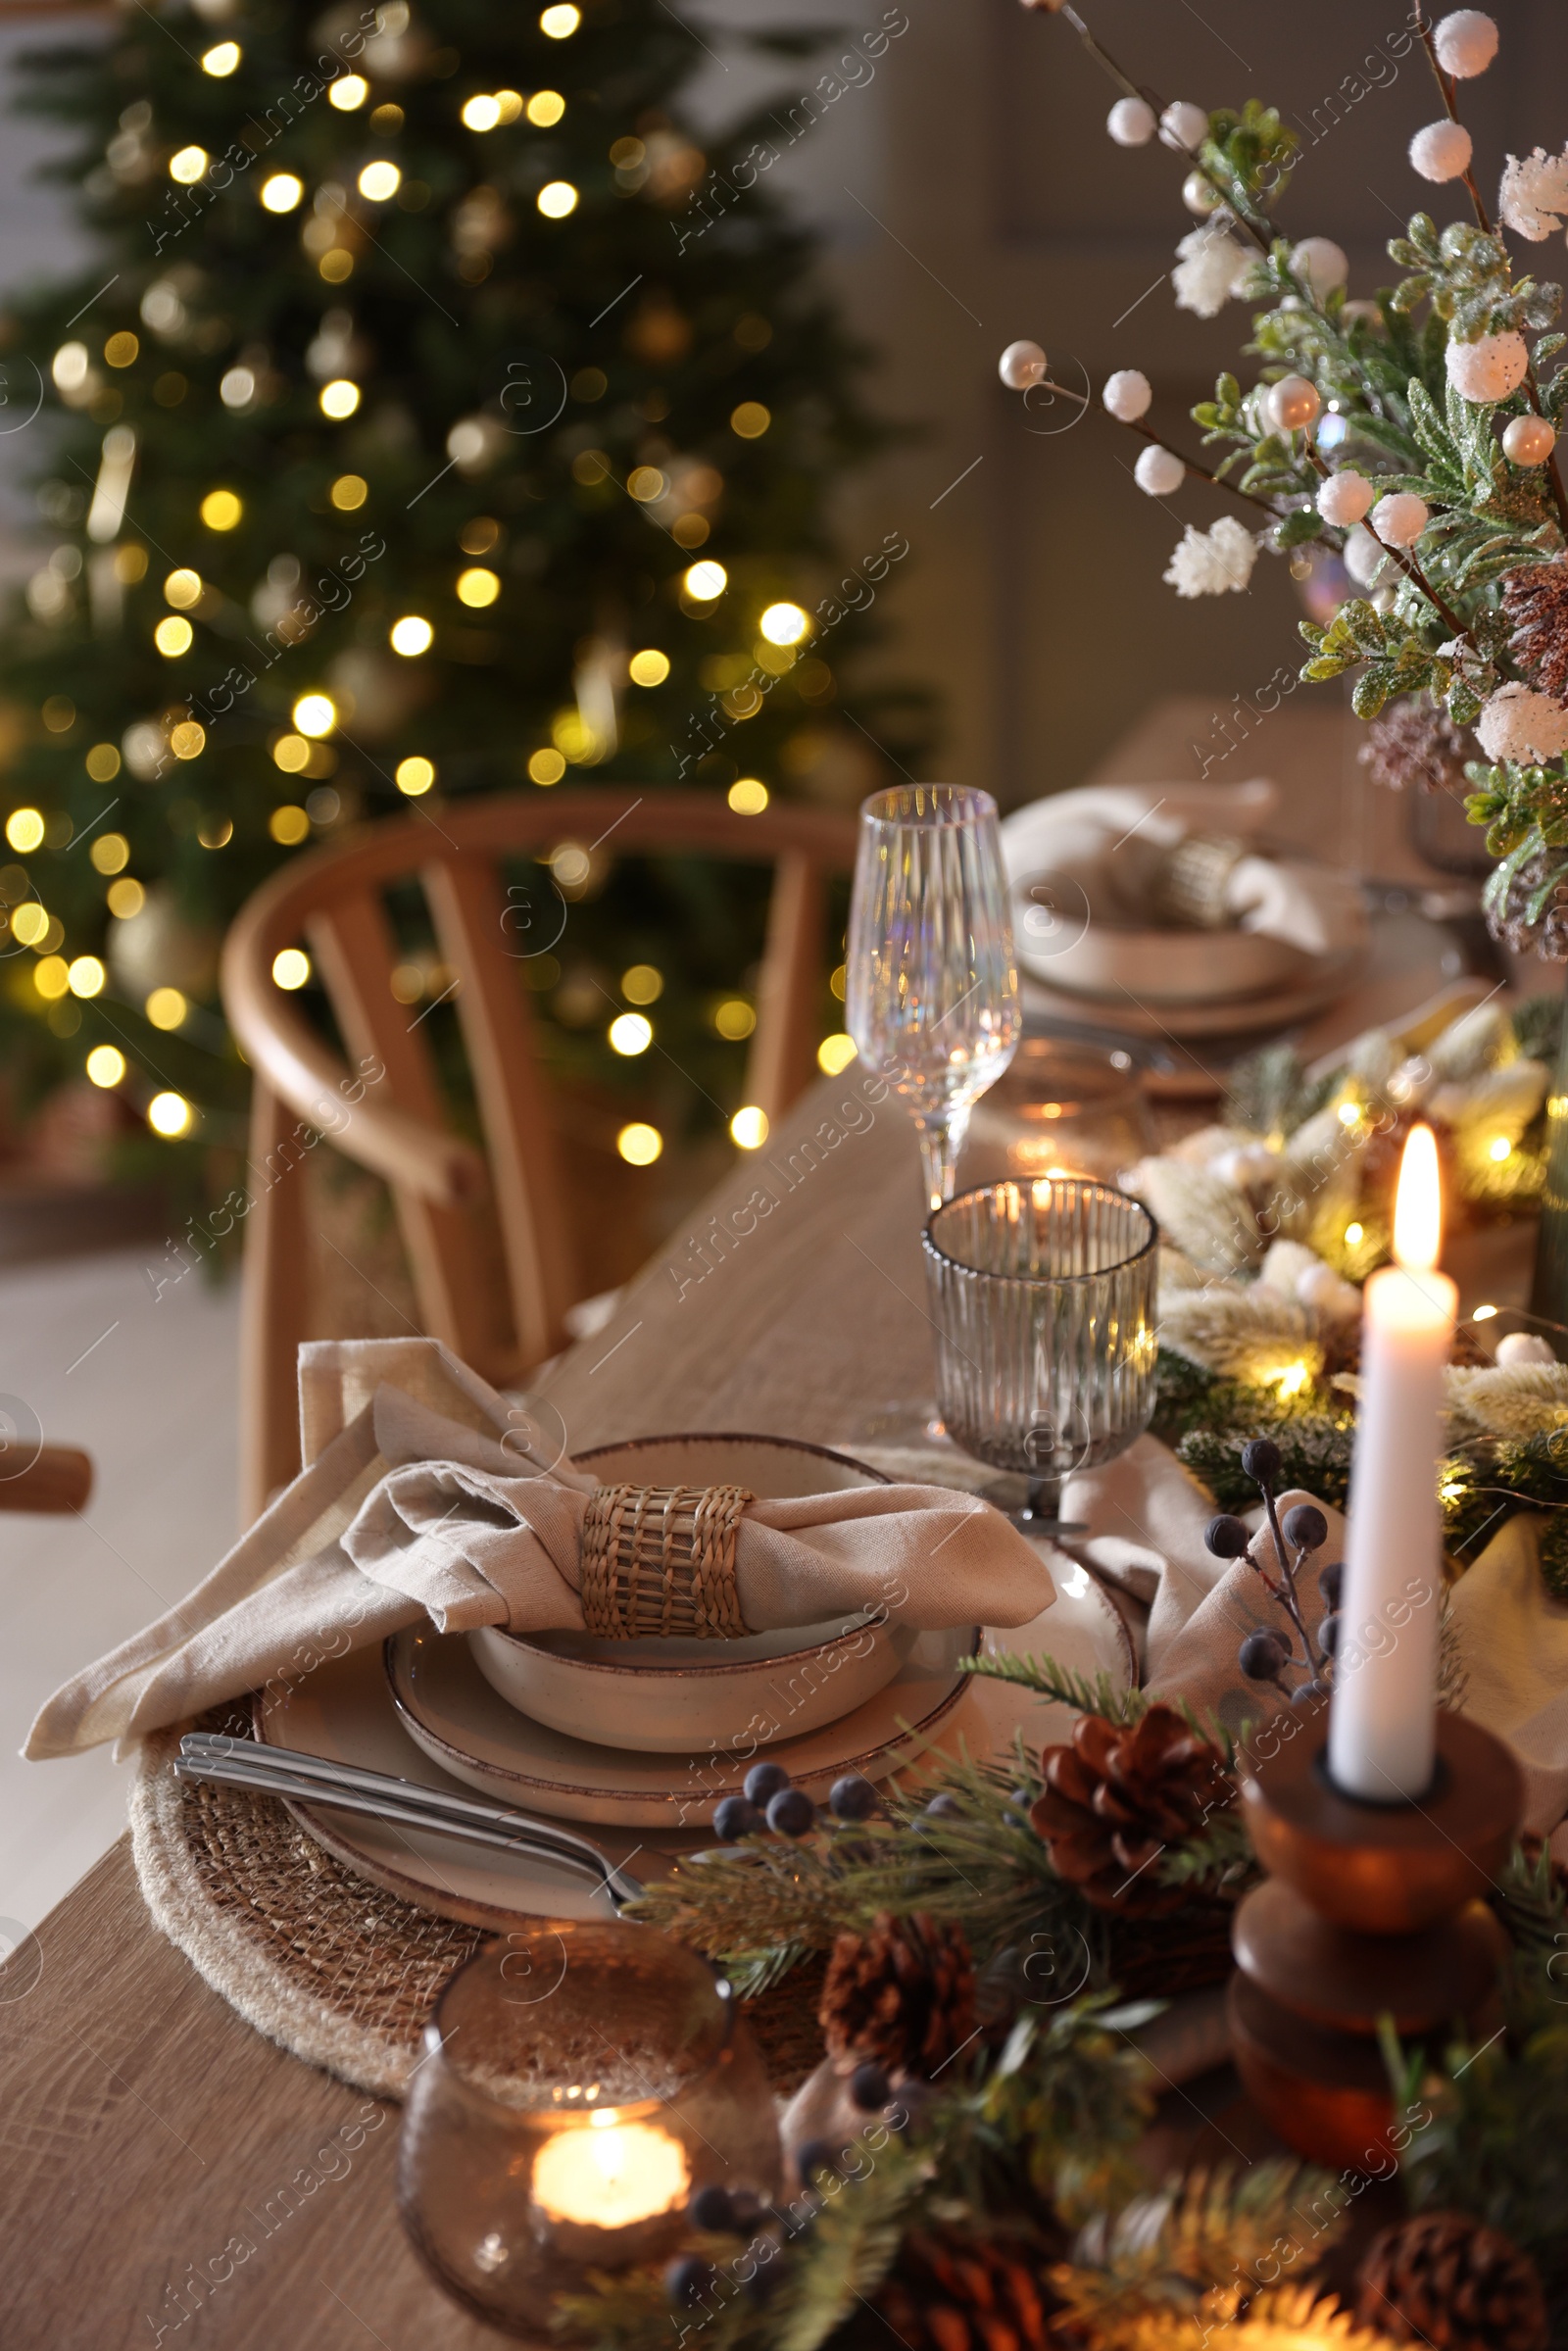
(467, 1432), (910, 1753)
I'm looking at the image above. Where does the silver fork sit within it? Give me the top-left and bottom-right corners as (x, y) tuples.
(175, 1732), (644, 1906)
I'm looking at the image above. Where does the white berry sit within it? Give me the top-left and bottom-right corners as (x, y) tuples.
(1290, 237), (1349, 296)
(1296, 1259), (1361, 1323)
(1371, 491), (1429, 547)
(999, 339), (1047, 391)
(1159, 100), (1208, 153)
(1494, 1329), (1556, 1367)
(1345, 528), (1392, 586)
(1264, 374), (1322, 434)
(1503, 414), (1557, 465)
(1434, 9), (1498, 76)
(1409, 121), (1473, 182)
(1446, 329), (1529, 404)
(1106, 96), (1156, 147)
(1182, 171), (1222, 216)
(1102, 368), (1152, 422)
(1317, 471), (1376, 526)
(1134, 444), (1185, 497)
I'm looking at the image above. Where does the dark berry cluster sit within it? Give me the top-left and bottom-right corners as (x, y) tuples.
(711, 1761), (879, 1842)
(1203, 1437), (1340, 1703)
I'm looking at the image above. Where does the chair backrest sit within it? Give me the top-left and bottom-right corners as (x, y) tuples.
(221, 787), (858, 1513)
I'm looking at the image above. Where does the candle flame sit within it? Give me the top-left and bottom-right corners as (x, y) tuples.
(1393, 1122), (1442, 1274)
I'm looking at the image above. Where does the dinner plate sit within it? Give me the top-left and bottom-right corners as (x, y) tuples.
(385, 1622), (979, 1829)
(253, 1561), (1133, 1929)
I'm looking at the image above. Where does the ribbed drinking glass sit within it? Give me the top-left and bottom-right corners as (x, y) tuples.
(922, 1178), (1158, 1521)
(846, 785), (1020, 1211)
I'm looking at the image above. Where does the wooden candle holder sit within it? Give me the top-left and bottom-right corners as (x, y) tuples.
(1227, 1707), (1524, 2168)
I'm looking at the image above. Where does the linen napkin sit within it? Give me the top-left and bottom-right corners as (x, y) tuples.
(24, 1338), (1055, 1760)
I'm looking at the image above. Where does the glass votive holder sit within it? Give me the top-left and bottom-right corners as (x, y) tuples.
(922, 1178), (1158, 1519)
(397, 1923), (780, 2332)
(956, 1034), (1153, 1192)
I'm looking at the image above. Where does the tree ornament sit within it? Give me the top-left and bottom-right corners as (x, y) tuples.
(1370, 491), (1429, 547)
(1029, 1705), (1234, 1915)
(1446, 330), (1529, 405)
(1495, 1329), (1556, 1367)
(1105, 95), (1155, 147)
(998, 338), (1048, 391)
(1164, 514), (1256, 598)
(1290, 237), (1349, 296)
(1502, 556), (1568, 701)
(1360, 700), (1473, 794)
(1182, 170), (1222, 216)
(817, 1912), (977, 2077)
(1263, 375), (1322, 434)
(1135, 444), (1185, 496)
(1356, 2211), (1546, 2351)
(1102, 368), (1152, 422)
(1434, 9), (1499, 78)
(1317, 470), (1375, 526)
(1409, 122), (1474, 182)
(1172, 223), (1251, 318)
(1502, 415), (1556, 465)
(1477, 680), (1568, 762)
(1159, 99), (1208, 153)
(872, 2229), (1055, 2351)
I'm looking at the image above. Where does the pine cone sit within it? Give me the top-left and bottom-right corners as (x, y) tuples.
(818, 1912), (976, 2078)
(1030, 1705), (1234, 1917)
(1488, 845), (1568, 961)
(1359, 697), (1474, 794)
(1356, 2212), (1548, 2351)
(1504, 556), (1568, 705)
(871, 2229), (1055, 2351)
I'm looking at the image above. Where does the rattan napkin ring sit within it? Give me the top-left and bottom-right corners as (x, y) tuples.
(579, 1481), (757, 1639)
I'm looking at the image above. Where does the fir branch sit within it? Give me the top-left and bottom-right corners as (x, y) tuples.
(768, 2150), (924, 2351)
(960, 1650), (1146, 1724)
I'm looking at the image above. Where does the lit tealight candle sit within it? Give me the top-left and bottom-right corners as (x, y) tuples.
(1328, 1125), (1456, 1802)
(532, 2113), (690, 2233)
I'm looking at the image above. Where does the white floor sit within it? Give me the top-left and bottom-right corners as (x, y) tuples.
(0, 1247), (240, 1934)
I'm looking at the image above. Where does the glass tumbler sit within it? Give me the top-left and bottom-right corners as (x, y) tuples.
(922, 1178), (1158, 1523)
(398, 1923), (780, 2331)
(956, 1035), (1154, 1192)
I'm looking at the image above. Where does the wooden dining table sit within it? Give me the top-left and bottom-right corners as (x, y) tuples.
(0, 1073), (952, 2351)
(0, 703), (1471, 2344)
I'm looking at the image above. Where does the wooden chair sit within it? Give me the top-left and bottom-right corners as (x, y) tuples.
(220, 787), (858, 1518)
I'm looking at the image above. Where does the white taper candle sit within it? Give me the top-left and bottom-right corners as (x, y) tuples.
(1327, 1125), (1456, 1802)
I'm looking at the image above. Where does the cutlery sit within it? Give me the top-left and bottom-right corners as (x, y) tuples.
(175, 1732), (644, 1905)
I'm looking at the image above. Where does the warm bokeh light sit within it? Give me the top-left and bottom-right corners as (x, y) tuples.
(319, 378), (361, 418)
(148, 1091), (193, 1138)
(1488, 1134), (1512, 1162)
(91, 832), (129, 875)
(104, 332), (139, 368)
(540, 3), (581, 33)
(456, 566), (500, 608)
(730, 1105), (769, 1150)
(730, 401), (771, 439)
(627, 466), (665, 502)
(108, 877), (144, 918)
(270, 806), (310, 846)
(33, 956), (69, 1002)
(1344, 1220), (1364, 1247)
(146, 987), (187, 1031)
(85, 743), (121, 782)
(292, 694), (336, 737)
(628, 649), (670, 687)
(713, 999), (756, 1041)
(171, 720), (206, 760)
(329, 73), (368, 109)
(461, 95), (502, 131)
(155, 615), (193, 656)
(1393, 1123), (1442, 1274)
(527, 89), (565, 125)
(609, 1012), (653, 1056)
(390, 614), (433, 656)
(67, 955), (105, 999)
(616, 1121), (662, 1166)
(727, 778), (768, 814)
(164, 568), (203, 609)
(528, 749), (565, 785)
(621, 963), (662, 1005)
(11, 903), (49, 947)
(358, 160), (401, 201)
(537, 180), (578, 219)
(85, 1045), (125, 1089)
(272, 735), (310, 772)
(201, 490), (242, 530)
(261, 173), (304, 213)
(683, 561), (726, 601)
(396, 757), (435, 796)
(760, 602), (808, 646)
(6, 808), (44, 853)
(170, 146), (209, 184)
(330, 473), (368, 511)
(1473, 1301), (1498, 1321)
(201, 42), (240, 75)
(272, 948), (312, 991)
(817, 1033), (858, 1075)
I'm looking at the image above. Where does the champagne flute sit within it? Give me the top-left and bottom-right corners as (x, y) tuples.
(846, 785), (1020, 1211)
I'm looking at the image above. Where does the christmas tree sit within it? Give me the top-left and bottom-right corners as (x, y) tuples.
(0, 0), (908, 1200)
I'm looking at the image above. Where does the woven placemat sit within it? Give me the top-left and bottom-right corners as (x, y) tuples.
(129, 1701), (825, 2100)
